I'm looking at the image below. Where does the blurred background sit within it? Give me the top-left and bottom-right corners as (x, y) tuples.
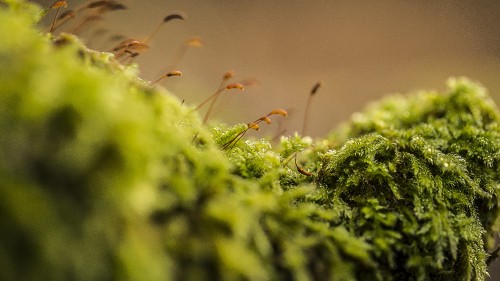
(34, 0), (500, 138)
(33, 0), (500, 276)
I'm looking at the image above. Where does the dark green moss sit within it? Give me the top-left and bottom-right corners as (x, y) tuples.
(314, 79), (500, 281)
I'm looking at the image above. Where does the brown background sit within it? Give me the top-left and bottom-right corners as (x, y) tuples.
(33, 0), (500, 278)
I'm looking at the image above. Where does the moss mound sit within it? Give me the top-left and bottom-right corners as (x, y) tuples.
(0, 1), (499, 281)
(317, 78), (500, 280)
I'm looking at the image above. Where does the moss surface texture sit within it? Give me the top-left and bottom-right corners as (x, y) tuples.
(1, 1), (499, 281)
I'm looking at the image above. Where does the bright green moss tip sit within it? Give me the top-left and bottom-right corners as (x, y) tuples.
(0, 1), (499, 281)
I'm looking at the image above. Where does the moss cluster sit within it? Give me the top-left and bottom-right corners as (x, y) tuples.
(316, 79), (500, 280)
(0, 1), (499, 281)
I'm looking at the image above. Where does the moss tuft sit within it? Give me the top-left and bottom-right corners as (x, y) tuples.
(317, 78), (500, 280)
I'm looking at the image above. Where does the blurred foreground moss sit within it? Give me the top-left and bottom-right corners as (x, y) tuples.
(0, 1), (499, 281)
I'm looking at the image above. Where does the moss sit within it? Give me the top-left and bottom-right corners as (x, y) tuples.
(0, 1), (499, 281)
(315, 79), (500, 280)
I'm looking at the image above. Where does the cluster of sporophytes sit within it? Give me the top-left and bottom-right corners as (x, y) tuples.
(1, 1), (499, 280)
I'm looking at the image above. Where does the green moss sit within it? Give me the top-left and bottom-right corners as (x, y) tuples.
(0, 1), (499, 281)
(316, 79), (500, 280)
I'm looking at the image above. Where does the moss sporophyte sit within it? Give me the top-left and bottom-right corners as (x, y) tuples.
(0, 1), (499, 281)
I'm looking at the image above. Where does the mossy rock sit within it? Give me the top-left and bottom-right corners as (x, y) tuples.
(0, 1), (499, 281)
